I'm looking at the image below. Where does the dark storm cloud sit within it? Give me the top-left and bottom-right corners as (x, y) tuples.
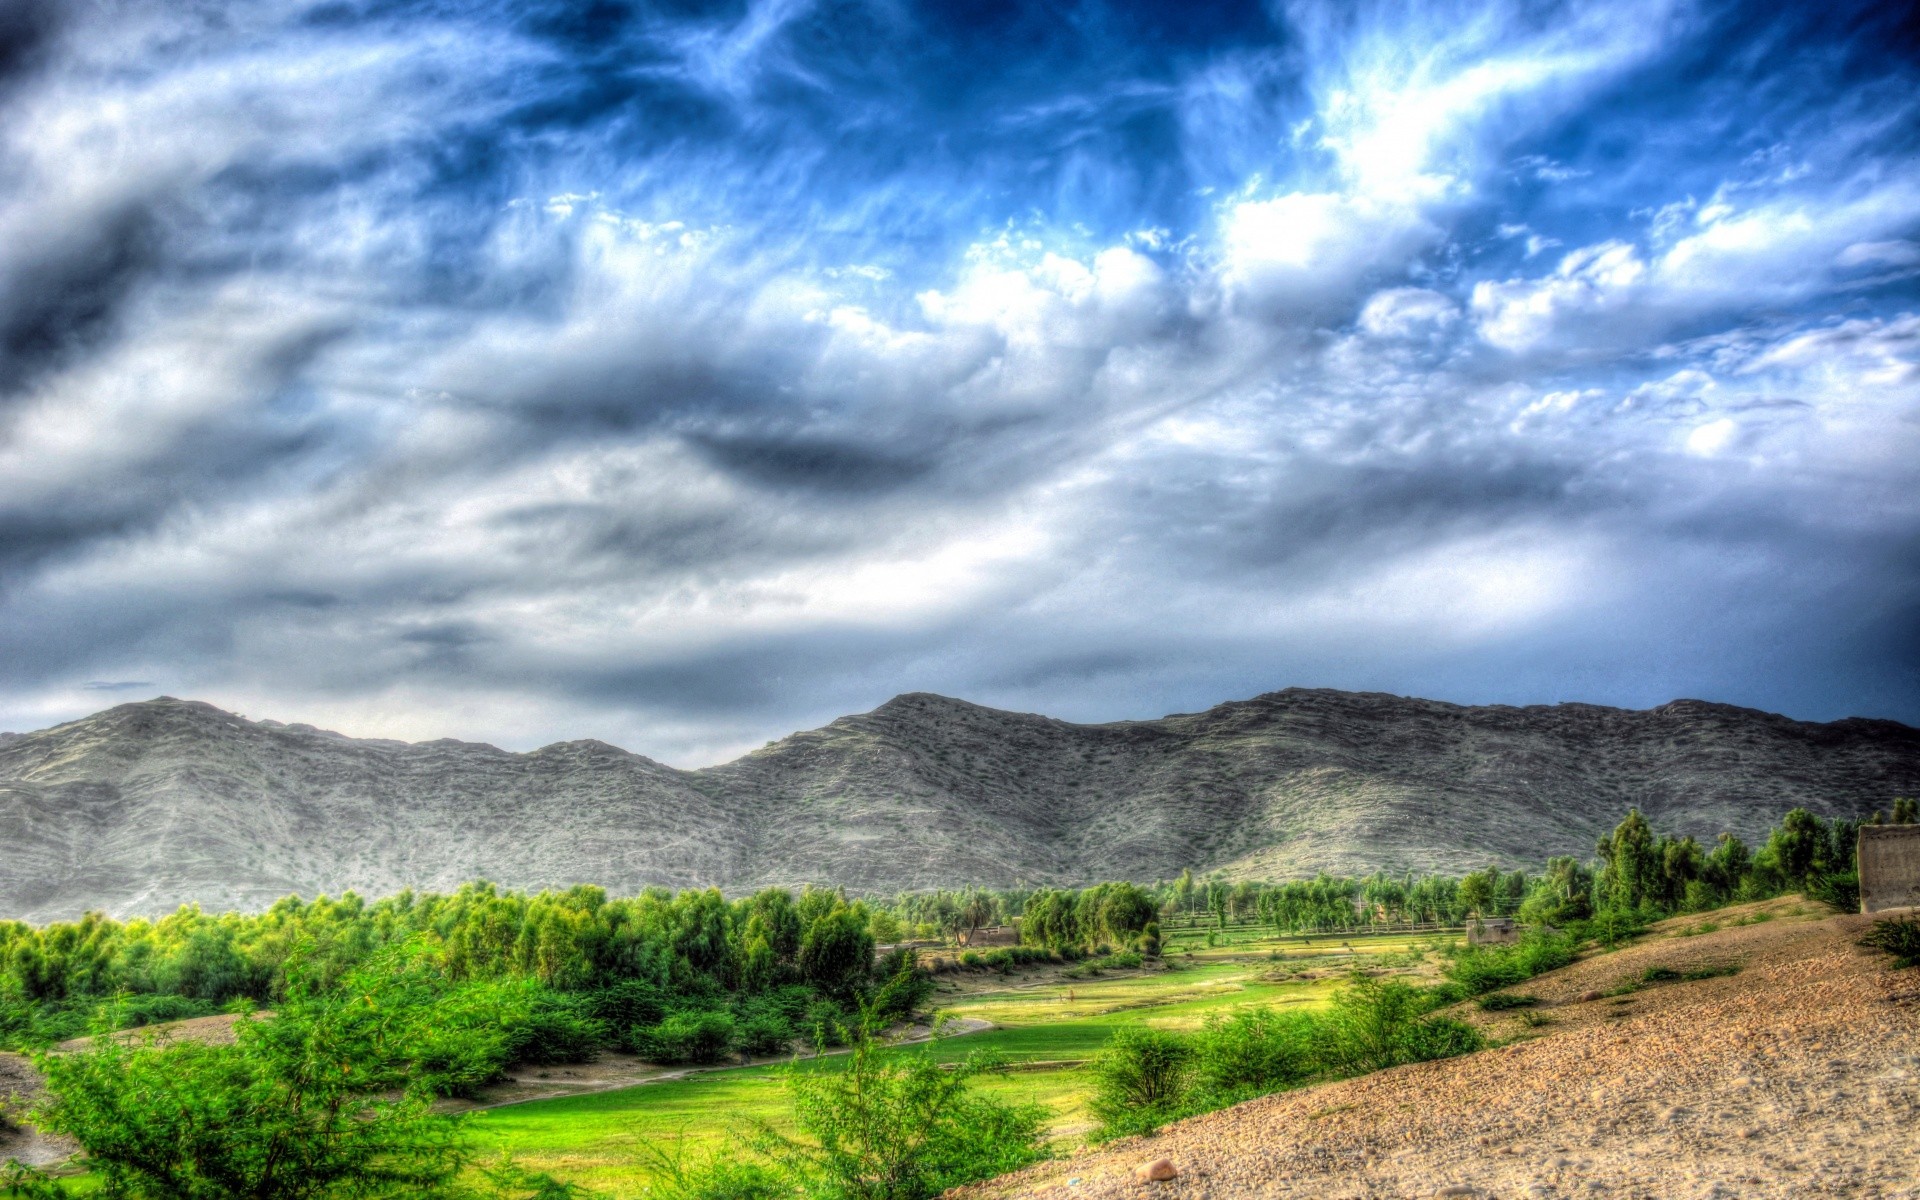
(0, 0), (1916, 757)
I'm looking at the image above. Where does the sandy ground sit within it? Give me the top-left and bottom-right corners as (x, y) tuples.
(960, 901), (1920, 1200)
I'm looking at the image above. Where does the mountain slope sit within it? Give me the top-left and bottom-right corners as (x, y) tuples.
(2, 689), (1916, 921)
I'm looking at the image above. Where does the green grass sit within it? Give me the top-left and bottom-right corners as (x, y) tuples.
(464, 931), (1435, 1196)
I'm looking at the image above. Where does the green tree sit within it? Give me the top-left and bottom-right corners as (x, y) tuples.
(797, 907), (874, 1002)
(23, 950), (492, 1199)
(1457, 868), (1498, 918)
(1597, 809), (1661, 911)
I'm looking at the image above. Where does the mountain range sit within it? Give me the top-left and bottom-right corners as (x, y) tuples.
(2, 690), (1916, 922)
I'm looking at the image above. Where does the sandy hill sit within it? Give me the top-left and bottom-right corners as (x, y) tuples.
(1, 690), (1916, 921)
(963, 901), (1920, 1199)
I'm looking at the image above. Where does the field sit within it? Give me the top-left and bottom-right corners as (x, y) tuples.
(464, 926), (1443, 1194)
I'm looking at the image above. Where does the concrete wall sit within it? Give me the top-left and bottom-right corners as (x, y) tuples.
(1466, 917), (1520, 945)
(1859, 825), (1920, 914)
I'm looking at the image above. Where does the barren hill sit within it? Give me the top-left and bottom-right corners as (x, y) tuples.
(2, 689), (1917, 921)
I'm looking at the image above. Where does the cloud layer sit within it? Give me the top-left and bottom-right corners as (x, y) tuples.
(1, 0), (1916, 760)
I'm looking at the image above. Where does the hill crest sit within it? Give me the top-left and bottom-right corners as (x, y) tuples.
(2, 688), (1916, 922)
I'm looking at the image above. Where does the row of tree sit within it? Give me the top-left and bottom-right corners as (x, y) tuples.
(4, 801), (1905, 1046)
(0, 882), (910, 1056)
(869, 801), (1906, 948)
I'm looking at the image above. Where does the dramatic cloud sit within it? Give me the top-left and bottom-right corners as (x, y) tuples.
(0, 0), (1916, 759)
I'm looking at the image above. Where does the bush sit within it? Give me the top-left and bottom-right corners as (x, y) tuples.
(1475, 992), (1538, 1011)
(1088, 1026), (1192, 1139)
(1809, 871), (1860, 914)
(1445, 931), (1576, 995)
(105, 993), (220, 1030)
(639, 1010), (737, 1064)
(583, 981), (670, 1052)
(505, 992), (607, 1066)
(768, 1019), (1047, 1200)
(1320, 975), (1483, 1075)
(1860, 918), (1920, 969)
(735, 1012), (794, 1059)
(803, 999), (847, 1050)
(867, 951), (934, 1024)
(1187, 1008), (1317, 1106)
(24, 948), (489, 1198)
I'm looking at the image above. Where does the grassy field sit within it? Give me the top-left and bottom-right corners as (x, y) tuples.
(465, 929), (1448, 1195)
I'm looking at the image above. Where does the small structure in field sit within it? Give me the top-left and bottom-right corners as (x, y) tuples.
(1466, 916), (1520, 945)
(965, 923), (1020, 948)
(1858, 825), (1920, 914)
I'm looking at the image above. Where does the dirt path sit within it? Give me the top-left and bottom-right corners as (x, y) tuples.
(960, 902), (1920, 1200)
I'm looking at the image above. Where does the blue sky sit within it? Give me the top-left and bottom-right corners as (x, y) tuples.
(0, 0), (1915, 761)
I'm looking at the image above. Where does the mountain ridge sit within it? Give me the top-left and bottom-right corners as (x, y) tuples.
(2, 688), (1916, 923)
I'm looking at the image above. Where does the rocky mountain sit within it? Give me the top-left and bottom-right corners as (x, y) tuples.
(2, 690), (1916, 922)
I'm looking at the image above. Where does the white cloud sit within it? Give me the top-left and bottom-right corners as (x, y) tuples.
(1357, 287), (1461, 340)
(1471, 240), (1647, 352)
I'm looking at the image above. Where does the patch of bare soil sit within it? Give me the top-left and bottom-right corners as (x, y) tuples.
(0, 1051), (73, 1169)
(52, 1011), (258, 1054)
(962, 901), (1920, 1200)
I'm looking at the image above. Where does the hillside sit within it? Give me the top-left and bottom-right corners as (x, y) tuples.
(961, 903), (1920, 1200)
(2, 689), (1917, 921)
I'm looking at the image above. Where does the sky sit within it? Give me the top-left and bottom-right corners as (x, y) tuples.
(0, 0), (1916, 763)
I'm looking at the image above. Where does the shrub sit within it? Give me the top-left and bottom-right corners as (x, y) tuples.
(1809, 871), (1860, 914)
(803, 999), (846, 1050)
(583, 981), (669, 1052)
(768, 1019), (1047, 1200)
(1475, 992), (1538, 1011)
(104, 993), (220, 1030)
(1640, 966), (1682, 983)
(1187, 1008), (1317, 1106)
(24, 948), (488, 1198)
(736, 1012), (794, 1058)
(867, 951), (934, 1024)
(1320, 975), (1483, 1075)
(1445, 931), (1575, 995)
(505, 992), (607, 1066)
(1088, 1026), (1193, 1139)
(640, 1010), (737, 1064)
(1860, 918), (1920, 969)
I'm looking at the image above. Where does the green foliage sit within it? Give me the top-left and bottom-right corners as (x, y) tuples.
(1087, 972), (1482, 1141)
(1475, 991), (1538, 1010)
(1444, 931), (1576, 995)
(761, 1017), (1047, 1200)
(502, 991), (607, 1067)
(1186, 1008), (1318, 1105)
(639, 1011), (738, 1065)
(22, 948), (487, 1199)
(1809, 871), (1860, 914)
(797, 908), (875, 1003)
(865, 951), (932, 1025)
(1319, 974), (1483, 1075)
(1859, 918), (1920, 969)
(1087, 1027), (1193, 1139)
